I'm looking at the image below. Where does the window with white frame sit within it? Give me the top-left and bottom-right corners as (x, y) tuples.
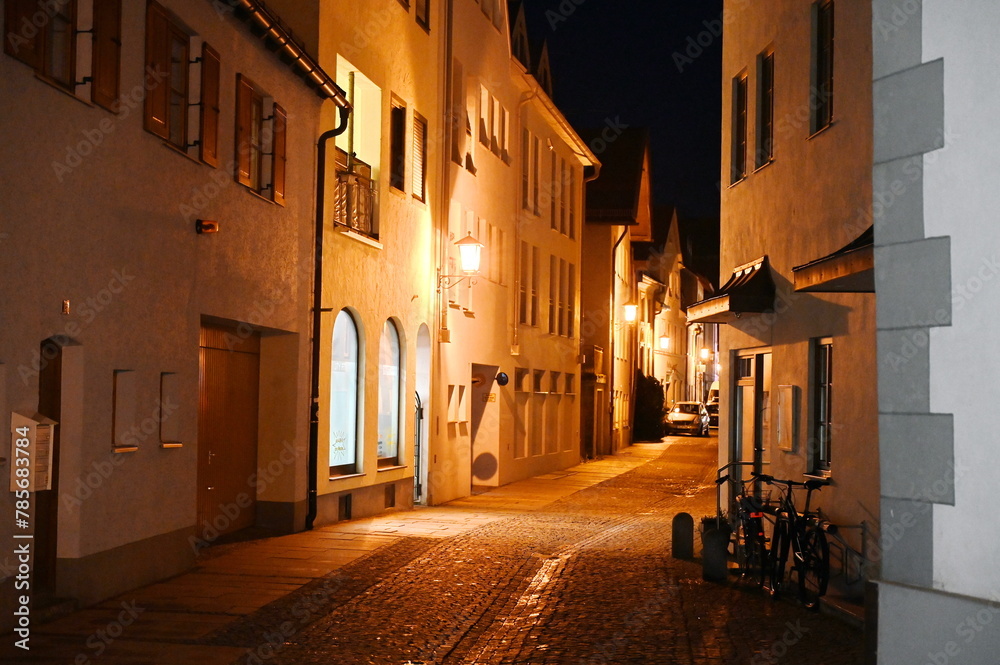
(330, 310), (361, 475)
(377, 320), (402, 467)
(811, 337), (833, 473)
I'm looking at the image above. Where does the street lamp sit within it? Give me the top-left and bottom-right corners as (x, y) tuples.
(623, 301), (638, 322)
(439, 233), (484, 289)
(658, 335), (670, 350)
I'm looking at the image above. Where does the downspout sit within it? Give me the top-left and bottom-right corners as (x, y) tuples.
(306, 104), (352, 531)
(607, 225), (628, 453)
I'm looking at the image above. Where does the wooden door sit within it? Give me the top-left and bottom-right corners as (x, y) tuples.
(197, 325), (260, 537)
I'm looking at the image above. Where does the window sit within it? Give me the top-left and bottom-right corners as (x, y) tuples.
(518, 242), (539, 326)
(559, 158), (568, 234)
(144, 0), (190, 148)
(730, 72), (748, 184)
(92, 0), (121, 110)
(812, 338), (833, 472)
(521, 128), (530, 208)
(450, 59), (465, 165)
(549, 151), (558, 230)
(548, 255), (557, 334)
(378, 320), (402, 468)
(4, 0), (77, 90)
(112, 369), (137, 452)
(335, 59), (381, 235)
(812, 0), (834, 133)
(567, 263), (576, 337)
(518, 240), (529, 324)
(330, 310), (360, 475)
(568, 167), (577, 239)
(199, 43), (221, 167)
(756, 49), (774, 167)
(412, 112), (427, 201)
(532, 135), (541, 214)
(390, 101), (406, 192)
(530, 245), (539, 326)
(415, 0), (429, 30)
(235, 74), (287, 202)
(558, 258), (568, 336)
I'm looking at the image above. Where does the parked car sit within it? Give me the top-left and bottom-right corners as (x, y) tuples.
(706, 400), (719, 427)
(664, 401), (711, 437)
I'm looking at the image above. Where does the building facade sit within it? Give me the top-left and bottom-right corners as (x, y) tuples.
(690, 0), (879, 605)
(1, 0), (349, 622)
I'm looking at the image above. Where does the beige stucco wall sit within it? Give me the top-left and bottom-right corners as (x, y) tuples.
(0, 0), (327, 610)
(719, 0), (878, 588)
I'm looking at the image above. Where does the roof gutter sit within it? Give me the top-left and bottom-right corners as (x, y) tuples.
(230, 0), (350, 107)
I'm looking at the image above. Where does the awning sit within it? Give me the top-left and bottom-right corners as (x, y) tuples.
(791, 226), (874, 293)
(687, 256), (776, 324)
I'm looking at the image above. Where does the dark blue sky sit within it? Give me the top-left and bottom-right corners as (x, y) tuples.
(525, 0), (724, 220)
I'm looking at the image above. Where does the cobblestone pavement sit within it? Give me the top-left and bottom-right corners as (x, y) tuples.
(209, 438), (864, 665)
(6, 438), (865, 664)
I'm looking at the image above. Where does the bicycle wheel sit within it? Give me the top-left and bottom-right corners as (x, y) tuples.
(796, 528), (830, 609)
(768, 519), (790, 597)
(742, 517), (768, 587)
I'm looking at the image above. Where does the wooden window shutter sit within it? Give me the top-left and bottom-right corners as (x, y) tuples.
(235, 74), (253, 186)
(92, 0), (122, 111)
(4, 0), (43, 69)
(199, 43), (220, 167)
(271, 103), (287, 205)
(144, 1), (170, 139)
(411, 114), (426, 201)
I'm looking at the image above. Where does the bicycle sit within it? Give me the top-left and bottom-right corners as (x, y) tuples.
(754, 473), (832, 609)
(716, 473), (769, 587)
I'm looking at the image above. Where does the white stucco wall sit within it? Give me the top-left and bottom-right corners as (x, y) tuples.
(922, 0), (1000, 602)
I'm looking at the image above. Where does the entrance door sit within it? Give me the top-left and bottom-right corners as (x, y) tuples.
(35, 338), (63, 597)
(732, 351), (771, 491)
(197, 325), (260, 537)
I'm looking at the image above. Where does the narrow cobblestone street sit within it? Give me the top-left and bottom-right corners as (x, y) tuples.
(207, 437), (864, 665)
(7, 438), (865, 664)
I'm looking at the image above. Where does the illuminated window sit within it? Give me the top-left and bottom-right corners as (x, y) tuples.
(377, 321), (402, 468)
(756, 49), (774, 167)
(330, 310), (361, 476)
(730, 71), (748, 184)
(811, 0), (834, 133)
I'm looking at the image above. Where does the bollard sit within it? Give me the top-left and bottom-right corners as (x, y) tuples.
(701, 518), (731, 582)
(672, 512), (694, 559)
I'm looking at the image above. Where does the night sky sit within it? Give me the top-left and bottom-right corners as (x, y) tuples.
(524, 0), (724, 221)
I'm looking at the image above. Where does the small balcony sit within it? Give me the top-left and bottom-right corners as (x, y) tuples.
(332, 153), (378, 240)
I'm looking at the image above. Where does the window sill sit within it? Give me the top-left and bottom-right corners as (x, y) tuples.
(335, 227), (383, 249)
(160, 442), (184, 449)
(160, 140), (203, 165)
(377, 465), (407, 473)
(804, 471), (832, 481)
(807, 121), (836, 141)
(328, 472), (366, 482)
(243, 186), (278, 205)
(727, 175), (746, 189)
(753, 158), (774, 174)
(112, 445), (138, 454)
(34, 71), (93, 109)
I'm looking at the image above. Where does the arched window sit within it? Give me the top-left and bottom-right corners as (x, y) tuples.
(377, 320), (402, 467)
(330, 310), (360, 475)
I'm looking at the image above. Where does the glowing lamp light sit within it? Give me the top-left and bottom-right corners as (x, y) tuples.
(623, 302), (638, 322)
(658, 335), (670, 350)
(456, 233), (484, 274)
(700, 347), (711, 360)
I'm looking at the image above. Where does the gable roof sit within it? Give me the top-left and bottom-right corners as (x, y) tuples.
(581, 127), (651, 224)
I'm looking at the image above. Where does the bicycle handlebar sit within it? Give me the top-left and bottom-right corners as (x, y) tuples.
(751, 472), (829, 491)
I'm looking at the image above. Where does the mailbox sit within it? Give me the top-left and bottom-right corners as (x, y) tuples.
(10, 411), (57, 492)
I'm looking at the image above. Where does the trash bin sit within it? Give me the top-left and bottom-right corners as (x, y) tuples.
(700, 516), (731, 582)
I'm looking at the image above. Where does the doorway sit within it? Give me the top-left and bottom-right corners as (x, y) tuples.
(732, 350), (771, 490)
(470, 363), (500, 492)
(35, 338), (63, 598)
(197, 324), (260, 537)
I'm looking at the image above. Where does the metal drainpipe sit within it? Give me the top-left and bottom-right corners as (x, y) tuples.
(607, 225), (629, 453)
(306, 104), (352, 531)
